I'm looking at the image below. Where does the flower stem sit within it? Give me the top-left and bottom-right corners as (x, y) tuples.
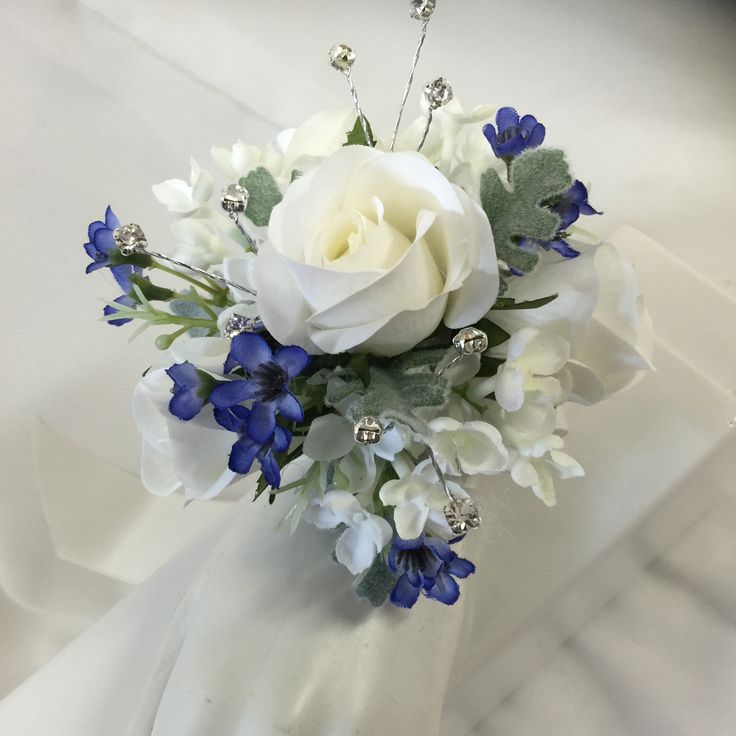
(151, 262), (221, 296)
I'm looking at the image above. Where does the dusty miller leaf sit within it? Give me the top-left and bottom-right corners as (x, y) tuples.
(481, 149), (573, 273)
(238, 167), (283, 227)
(353, 554), (397, 607)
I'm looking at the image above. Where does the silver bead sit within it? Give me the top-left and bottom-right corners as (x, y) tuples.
(453, 326), (489, 355)
(221, 183), (249, 214)
(424, 77), (453, 110)
(354, 416), (383, 445)
(410, 0), (436, 20)
(444, 498), (481, 536)
(222, 314), (258, 339)
(113, 223), (147, 256)
(328, 44), (356, 74)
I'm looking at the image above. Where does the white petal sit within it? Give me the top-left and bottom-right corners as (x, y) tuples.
(394, 498), (430, 540)
(495, 366), (525, 412)
(303, 414), (355, 461)
(334, 515), (391, 576)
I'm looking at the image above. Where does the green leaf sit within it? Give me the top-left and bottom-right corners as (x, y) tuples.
(253, 474), (269, 502)
(106, 249), (152, 269)
(475, 319), (510, 347)
(344, 117), (375, 147)
(349, 354), (371, 387)
(238, 167), (283, 227)
(492, 294), (558, 310)
(353, 554), (397, 607)
(480, 149), (573, 274)
(128, 274), (175, 302)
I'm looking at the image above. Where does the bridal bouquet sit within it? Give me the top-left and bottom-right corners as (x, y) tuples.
(83, 1), (652, 609)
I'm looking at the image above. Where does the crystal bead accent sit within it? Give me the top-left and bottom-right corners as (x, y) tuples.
(354, 416), (383, 445)
(221, 183), (249, 213)
(329, 44), (356, 74)
(444, 498), (481, 535)
(424, 77), (453, 110)
(113, 224), (147, 256)
(410, 0), (436, 20)
(222, 314), (258, 339)
(452, 326), (489, 355)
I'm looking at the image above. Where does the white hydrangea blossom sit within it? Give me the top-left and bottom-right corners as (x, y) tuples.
(303, 490), (392, 575)
(470, 327), (572, 412)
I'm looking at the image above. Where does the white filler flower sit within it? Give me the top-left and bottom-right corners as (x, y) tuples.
(303, 490), (392, 575)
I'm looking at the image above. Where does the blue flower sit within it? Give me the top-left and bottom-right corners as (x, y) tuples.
(166, 362), (216, 421)
(483, 107), (545, 161)
(84, 206), (144, 326)
(84, 205), (120, 273)
(388, 536), (475, 609)
(214, 405), (292, 488)
(551, 180), (602, 231)
(209, 333), (308, 442)
(102, 262), (143, 326)
(515, 180), (603, 263)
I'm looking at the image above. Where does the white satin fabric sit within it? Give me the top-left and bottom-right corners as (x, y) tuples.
(2, 0), (736, 732)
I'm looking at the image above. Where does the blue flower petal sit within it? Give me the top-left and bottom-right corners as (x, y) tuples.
(425, 570), (460, 605)
(496, 106), (520, 131)
(568, 180), (588, 203)
(86, 260), (107, 275)
(390, 573), (421, 609)
(111, 264), (136, 293)
(166, 362), (201, 391)
(446, 555), (476, 579)
(424, 537), (453, 564)
(548, 239), (580, 259)
(392, 536), (425, 551)
(105, 205), (120, 230)
(519, 114), (539, 135)
(168, 388), (205, 421)
(209, 379), (258, 409)
(83, 242), (100, 260)
(482, 123), (500, 157)
(527, 122), (546, 148)
(214, 405), (251, 433)
(274, 391), (304, 423)
(247, 401), (277, 443)
(229, 333), (273, 374)
(103, 295), (135, 326)
(88, 220), (106, 241)
(579, 202), (601, 216)
(93, 227), (116, 255)
(229, 435), (260, 474)
(258, 450), (282, 488)
(273, 426), (292, 453)
(558, 203), (580, 230)
(273, 345), (310, 380)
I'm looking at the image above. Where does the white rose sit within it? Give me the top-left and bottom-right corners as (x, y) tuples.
(490, 242), (654, 404)
(255, 145), (499, 356)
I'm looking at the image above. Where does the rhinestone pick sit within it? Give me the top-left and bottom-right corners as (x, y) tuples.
(113, 224), (147, 256)
(222, 313), (258, 339)
(424, 77), (453, 110)
(453, 327), (489, 355)
(221, 183), (249, 214)
(354, 416), (383, 445)
(444, 498), (481, 535)
(410, 0), (436, 20)
(328, 44), (356, 74)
